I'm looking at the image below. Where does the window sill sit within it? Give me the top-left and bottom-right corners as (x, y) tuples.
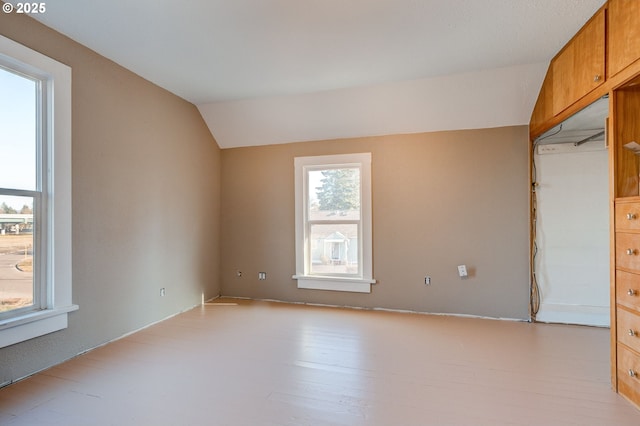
(293, 275), (375, 293)
(0, 305), (79, 349)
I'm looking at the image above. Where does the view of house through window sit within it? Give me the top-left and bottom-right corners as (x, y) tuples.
(0, 67), (37, 314)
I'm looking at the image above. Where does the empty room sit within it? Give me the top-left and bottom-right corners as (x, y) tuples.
(2, 0), (640, 424)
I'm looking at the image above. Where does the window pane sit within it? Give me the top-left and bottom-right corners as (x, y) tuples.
(0, 195), (34, 313)
(0, 67), (37, 191)
(309, 223), (358, 275)
(308, 168), (360, 221)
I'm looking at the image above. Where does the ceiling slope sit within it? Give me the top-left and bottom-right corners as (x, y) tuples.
(10, 0), (606, 147)
(199, 63), (548, 148)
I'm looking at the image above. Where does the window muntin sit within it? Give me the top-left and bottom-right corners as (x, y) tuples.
(294, 153), (374, 293)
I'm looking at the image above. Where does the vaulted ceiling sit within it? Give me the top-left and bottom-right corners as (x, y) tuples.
(15, 0), (606, 147)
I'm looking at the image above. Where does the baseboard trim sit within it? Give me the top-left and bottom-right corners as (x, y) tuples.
(218, 295), (527, 322)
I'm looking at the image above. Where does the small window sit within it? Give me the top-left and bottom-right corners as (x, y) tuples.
(293, 153), (374, 293)
(0, 35), (76, 348)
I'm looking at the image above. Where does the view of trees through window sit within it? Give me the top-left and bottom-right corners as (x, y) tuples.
(315, 168), (360, 213)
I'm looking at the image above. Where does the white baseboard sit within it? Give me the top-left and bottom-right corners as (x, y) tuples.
(536, 303), (609, 327)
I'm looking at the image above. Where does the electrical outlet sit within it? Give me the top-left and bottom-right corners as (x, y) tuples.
(160, 288), (166, 296)
(236, 270), (242, 278)
(258, 272), (267, 280)
(457, 265), (468, 278)
(424, 276), (431, 285)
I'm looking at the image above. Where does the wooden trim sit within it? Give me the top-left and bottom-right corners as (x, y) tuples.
(611, 90), (619, 389)
(528, 134), (535, 321)
(529, 67), (553, 132)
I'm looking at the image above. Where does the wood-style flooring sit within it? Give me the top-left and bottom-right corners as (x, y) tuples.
(1, 298), (640, 425)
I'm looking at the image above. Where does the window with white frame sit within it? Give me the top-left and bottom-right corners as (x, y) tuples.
(0, 35), (75, 348)
(293, 153), (375, 293)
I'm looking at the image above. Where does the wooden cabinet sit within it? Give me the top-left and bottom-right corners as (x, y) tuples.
(552, 9), (605, 115)
(612, 72), (640, 409)
(614, 198), (640, 407)
(616, 233), (640, 271)
(530, 1), (640, 141)
(613, 81), (640, 408)
(616, 203), (640, 231)
(608, 0), (640, 78)
(617, 270), (640, 311)
(618, 344), (640, 404)
(614, 82), (640, 198)
(618, 308), (640, 353)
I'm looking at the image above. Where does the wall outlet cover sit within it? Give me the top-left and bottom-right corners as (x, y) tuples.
(457, 265), (468, 277)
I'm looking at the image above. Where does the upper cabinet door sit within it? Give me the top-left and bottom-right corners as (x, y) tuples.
(552, 9), (605, 116)
(608, 0), (640, 78)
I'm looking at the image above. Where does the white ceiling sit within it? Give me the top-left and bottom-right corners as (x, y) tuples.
(15, 0), (606, 148)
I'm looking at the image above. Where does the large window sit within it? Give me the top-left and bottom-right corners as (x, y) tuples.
(0, 35), (75, 348)
(293, 153), (374, 293)
(0, 65), (38, 316)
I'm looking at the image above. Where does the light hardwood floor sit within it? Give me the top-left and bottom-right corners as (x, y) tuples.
(1, 298), (640, 425)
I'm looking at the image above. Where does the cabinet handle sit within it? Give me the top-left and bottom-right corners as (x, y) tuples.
(594, 74), (601, 82)
(630, 369), (637, 378)
(628, 213), (637, 220)
(627, 248), (636, 255)
(629, 289), (637, 296)
(629, 329), (636, 337)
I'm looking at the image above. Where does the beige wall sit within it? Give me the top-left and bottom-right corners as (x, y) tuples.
(221, 126), (530, 319)
(0, 10), (221, 384)
(0, 4), (530, 386)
